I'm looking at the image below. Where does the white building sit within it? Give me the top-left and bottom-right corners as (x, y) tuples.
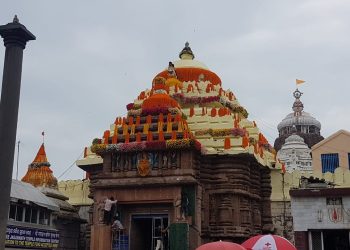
(277, 134), (313, 172)
(290, 181), (350, 250)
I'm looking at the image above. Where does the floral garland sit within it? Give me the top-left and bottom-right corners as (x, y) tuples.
(172, 93), (220, 104)
(91, 139), (201, 155)
(141, 107), (170, 116)
(195, 128), (246, 137)
(126, 103), (134, 110)
(29, 162), (51, 168)
(219, 97), (248, 118)
(127, 109), (142, 117)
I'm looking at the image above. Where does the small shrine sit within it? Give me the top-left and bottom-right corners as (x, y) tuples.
(22, 141), (84, 250)
(78, 43), (276, 250)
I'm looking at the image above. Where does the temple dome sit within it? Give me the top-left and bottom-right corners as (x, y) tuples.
(156, 42), (222, 85)
(22, 143), (58, 189)
(277, 112), (321, 131)
(142, 93), (180, 110)
(283, 134), (309, 149)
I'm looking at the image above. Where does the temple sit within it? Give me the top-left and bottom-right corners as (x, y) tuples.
(274, 89), (323, 152)
(21, 142), (84, 250)
(77, 43), (276, 249)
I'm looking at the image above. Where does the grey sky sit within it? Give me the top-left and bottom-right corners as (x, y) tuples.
(1, 0), (349, 180)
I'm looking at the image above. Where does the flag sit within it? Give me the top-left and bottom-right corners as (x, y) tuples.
(281, 163), (286, 174)
(296, 79), (305, 85)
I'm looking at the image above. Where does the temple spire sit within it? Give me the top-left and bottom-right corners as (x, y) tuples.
(292, 89), (304, 117)
(179, 41), (195, 60)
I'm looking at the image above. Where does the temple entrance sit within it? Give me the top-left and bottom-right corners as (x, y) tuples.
(130, 214), (169, 250)
(323, 230), (349, 250)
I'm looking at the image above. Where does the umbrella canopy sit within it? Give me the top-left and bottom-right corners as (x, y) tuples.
(241, 235), (296, 250)
(196, 241), (247, 250)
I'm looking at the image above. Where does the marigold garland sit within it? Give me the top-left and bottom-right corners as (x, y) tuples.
(172, 93), (220, 104)
(195, 128), (246, 137)
(91, 139), (201, 155)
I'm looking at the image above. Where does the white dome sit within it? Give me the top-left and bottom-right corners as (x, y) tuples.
(282, 134), (309, 150)
(277, 112), (321, 131)
(173, 58), (209, 70)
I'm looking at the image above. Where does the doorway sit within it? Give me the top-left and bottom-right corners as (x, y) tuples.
(323, 230), (349, 250)
(130, 214), (168, 250)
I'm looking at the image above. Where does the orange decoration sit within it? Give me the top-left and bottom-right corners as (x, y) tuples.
(224, 137), (231, 149)
(242, 135), (249, 148)
(146, 115), (152, 124)
(158, 131), (164, 141)
(167, 113), (172, 123)
(158, 113), (164, 123)
(190, 107), (195, 117)
(142, 93), (179, 110)
(156, 67), (222, 86)
(128, 116), (133, 125)
(158, 122), (163, 132)
(183, 131), (189, 139)
(125, 133), (130, 143)
(147, 131), (153, 141)
(122, 117), (127, 125)
(171, 131), (177, 140)
(218, 108), (226, 117)
(136, 132), (141, 142)
(187, 84), (194, 93)
(211, 108), (217, 117)
(174, 114), (181, 122)
(136, 116), (141, 126)
(103, 130), (110, 144)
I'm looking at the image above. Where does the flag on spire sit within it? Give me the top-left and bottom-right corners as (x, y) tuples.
(296, 79), (305, 85)
(281, 162), (286, 174)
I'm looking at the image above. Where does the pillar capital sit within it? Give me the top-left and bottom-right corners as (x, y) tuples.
(0, 15), (36, 49)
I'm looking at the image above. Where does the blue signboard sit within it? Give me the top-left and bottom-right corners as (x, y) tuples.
(6, 225), (59, 249)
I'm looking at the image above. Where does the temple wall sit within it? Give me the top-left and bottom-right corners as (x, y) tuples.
(271, 167), (350, 244)
(312, 132), (350, 172)
(58, 179), (93, 206)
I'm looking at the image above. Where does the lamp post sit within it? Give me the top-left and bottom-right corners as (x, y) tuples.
(0, 16), (35, 248)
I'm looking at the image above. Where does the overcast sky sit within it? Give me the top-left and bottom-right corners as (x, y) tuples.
(1, 0), (349, 181)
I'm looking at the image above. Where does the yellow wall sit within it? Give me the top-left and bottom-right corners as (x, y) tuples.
(312, 131), (350, 172)
(58, 179), (93, 206)
(271, 168), (350, 201)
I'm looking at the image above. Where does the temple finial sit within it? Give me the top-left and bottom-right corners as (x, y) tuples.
(292, 89), (304, 117)
(13, 15), (19, 23)
(179, 42), (195, 60)
(42, 131), (45, 144)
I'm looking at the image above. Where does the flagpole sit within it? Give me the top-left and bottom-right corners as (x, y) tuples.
(281, 171), (287, 238)
(16, 140), (20, 180)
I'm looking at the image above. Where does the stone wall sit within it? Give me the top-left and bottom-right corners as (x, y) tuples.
(58, 180), (93, 206)
(271, 167), (350, 244)
(271, 201), (293, 243)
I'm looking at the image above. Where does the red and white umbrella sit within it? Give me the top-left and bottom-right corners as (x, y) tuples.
(241, 235), (296, 250)
(196, 241), (247, 250)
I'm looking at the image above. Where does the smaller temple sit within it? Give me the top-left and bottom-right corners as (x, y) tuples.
(22, 142), (84, 250)
(274, 89), (323, 152)
(22, 143), (58, 188)
(276, 132), (312, 172)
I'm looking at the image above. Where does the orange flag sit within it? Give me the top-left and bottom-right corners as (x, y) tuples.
(296, 79), (305, 85)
